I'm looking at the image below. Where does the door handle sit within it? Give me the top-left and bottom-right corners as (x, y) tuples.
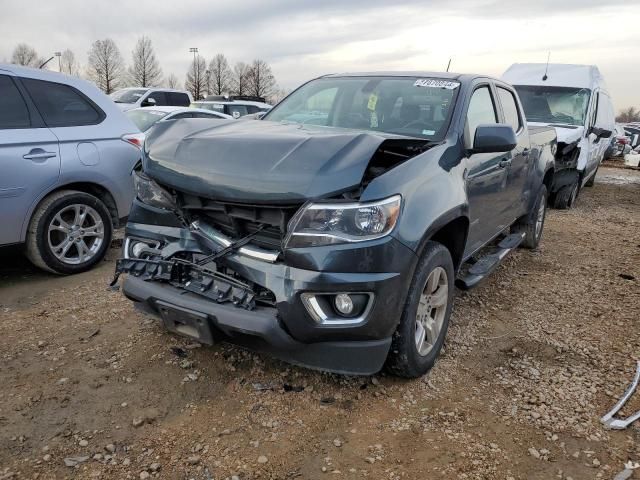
(498, 158), (512, 168)
(23, 148), (57, 161)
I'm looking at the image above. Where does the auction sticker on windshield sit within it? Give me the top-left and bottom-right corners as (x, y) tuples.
(414, 79), (460, 89)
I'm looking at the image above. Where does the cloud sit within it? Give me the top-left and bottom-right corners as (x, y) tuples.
(1, 0), (639, 107)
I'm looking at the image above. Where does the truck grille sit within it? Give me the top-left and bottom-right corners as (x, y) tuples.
(178, 194), (300, 251)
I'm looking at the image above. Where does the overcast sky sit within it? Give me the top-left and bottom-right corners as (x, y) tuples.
(2, 0), (639, 109)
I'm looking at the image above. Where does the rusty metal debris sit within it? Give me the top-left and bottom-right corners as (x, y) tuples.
(601, 361), (640, 429)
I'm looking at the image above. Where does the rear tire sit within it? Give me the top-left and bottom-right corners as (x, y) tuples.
(25, 190), (113, 275)
(512, 185), (547, 249)
(385, 241), (454, 378)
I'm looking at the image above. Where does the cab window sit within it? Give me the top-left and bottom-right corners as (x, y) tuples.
(466, 86), (497, 146)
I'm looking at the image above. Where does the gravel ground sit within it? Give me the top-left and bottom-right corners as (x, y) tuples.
(1, 166), (639, 480)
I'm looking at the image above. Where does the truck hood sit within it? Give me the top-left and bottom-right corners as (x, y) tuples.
(528, 122), (584, 144)
(143, 119), (420, 204)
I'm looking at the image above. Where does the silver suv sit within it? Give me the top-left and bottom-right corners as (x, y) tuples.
(0, 64), (142, 274)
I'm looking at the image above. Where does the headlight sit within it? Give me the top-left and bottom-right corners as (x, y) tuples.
(285, 195), (401, 248)
(132, 170), (176, 210)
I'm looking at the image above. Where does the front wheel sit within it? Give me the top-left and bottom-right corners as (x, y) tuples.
(553, 178), (579, 210)
(512, 184), (547, 249)
(584, 167), (598, 187)
(385, 241), (454, 378)
(25, 190), (113, 274)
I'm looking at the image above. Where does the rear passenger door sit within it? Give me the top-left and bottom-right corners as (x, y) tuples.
(464, 84), (510, 255)
(20, 77), (107, 191)
(496, 86), (530, 219)
(0, 74), (60, 245)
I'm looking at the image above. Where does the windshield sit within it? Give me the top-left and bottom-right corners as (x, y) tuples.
(513, 85), (591, 127)
(264, 76), (460, 140)
(126, 109), (169, 132)
(111, 89), (148, 103)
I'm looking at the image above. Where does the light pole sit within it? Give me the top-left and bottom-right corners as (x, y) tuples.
(55, 51), (62, 72)
(189, 47), (199, 98)
(189, 47), (198, 64)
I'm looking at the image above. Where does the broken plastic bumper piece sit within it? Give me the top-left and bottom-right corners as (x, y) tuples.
(115, 257), (257, 310)
(601, 361), (640, 430)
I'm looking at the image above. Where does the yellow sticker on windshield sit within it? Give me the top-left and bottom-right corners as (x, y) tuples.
(367, 93), (378, 111)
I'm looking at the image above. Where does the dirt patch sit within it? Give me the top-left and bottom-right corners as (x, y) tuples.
(1, 167), (639, 479)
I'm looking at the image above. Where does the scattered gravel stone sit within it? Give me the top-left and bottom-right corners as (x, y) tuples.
(186, 455), (200, 465)
(333, 438), (342, 447)
(613, 469), (634, 480)
(64, 456), (90, 467)
(257, 455), (268, 464)
(139, 472), (150, 480)
(78, 439), (88, 447)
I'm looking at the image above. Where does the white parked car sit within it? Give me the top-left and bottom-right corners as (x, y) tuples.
(191, 99), (271, 119)
(503, 63), (616, 208)
(110, 87), (193, 112)
(125, 106), (232, 133)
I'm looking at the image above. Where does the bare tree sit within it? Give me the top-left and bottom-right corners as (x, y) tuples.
(269, 87), (289, 105)
(247, 59), (276, 99)
(11, 43), (42, 67)
(231, 62), (251, 96)
(128, 36), (162, 87)
(616, 107), (640, 123)
(87, 39), (125, 94)
(59, 49), (80, 76)
(185, 55), (207, 100)
(207, 54), (232, 95)
(165, 73), (179, 89)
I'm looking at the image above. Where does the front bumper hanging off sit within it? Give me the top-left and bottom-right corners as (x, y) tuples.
(117, 212), (417, 375)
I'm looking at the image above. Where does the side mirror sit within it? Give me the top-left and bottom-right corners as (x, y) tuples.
(255, 112), (266, 120)
(471, 124), (517, 153)
(591, 126), (612, 139)
(141, 97), (156, 107)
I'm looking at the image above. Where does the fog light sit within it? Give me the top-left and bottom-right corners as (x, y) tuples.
(334, 294), (354, 316)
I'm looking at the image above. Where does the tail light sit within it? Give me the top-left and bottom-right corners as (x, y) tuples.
(122, 133), (145, 149)
(617, 137), (629, 145)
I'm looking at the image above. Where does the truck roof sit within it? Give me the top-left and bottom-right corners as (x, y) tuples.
(321, 71), (488, 83)
(502, 63), (606, 90)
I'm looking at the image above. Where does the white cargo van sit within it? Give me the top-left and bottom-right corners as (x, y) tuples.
(503, 64), (615, 208)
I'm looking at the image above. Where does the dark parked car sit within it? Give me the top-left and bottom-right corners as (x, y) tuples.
(116, 72), (556, 378)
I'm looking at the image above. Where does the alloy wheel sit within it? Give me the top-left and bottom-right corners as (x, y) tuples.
(47, 204), (105, 265)
(535, 195), (546, 240)
(415, 266), (449, 356)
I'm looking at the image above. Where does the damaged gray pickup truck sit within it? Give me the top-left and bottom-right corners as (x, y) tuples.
(116, 72), (556, 377)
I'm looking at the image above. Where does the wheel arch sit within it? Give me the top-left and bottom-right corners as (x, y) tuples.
(20, 182), (119, 242)
(415, 207), (469, 273)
